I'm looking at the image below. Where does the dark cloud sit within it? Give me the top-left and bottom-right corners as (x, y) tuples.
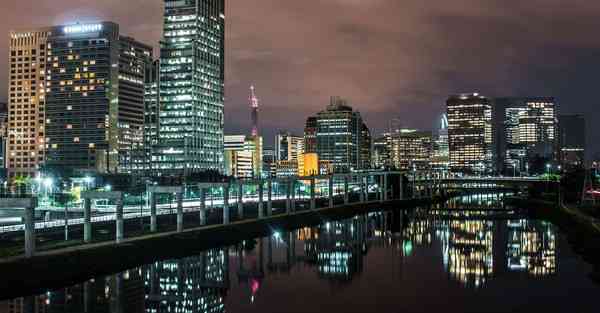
(1, 0), (599, 154)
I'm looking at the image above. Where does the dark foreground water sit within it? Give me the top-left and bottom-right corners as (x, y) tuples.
(1, 194), (598, 313)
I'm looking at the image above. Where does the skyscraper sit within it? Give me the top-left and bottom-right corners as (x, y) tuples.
(156, 0), (225, 175)
(141, 60), (161, 174)
(391, 129), (433, 171)
(43, 22), (152, 174)
(372, 133), (391, 169)
(495, 97), (557, 175)
(308, 97), (370, 173)
(447, 93), (493, 175)
(7, 29), (50, 180)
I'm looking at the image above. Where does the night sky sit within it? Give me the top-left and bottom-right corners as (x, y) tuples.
(1, 0), (599, 154)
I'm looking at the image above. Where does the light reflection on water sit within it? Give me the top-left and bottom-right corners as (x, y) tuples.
(1, 194), (597, 313)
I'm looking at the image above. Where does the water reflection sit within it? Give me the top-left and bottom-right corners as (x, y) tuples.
(0, 194), (585, 313)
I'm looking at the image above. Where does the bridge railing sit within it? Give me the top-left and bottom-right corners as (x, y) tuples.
(0, 171), (450, 258)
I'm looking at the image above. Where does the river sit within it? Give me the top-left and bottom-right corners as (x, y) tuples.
(0, 194), (598, 313)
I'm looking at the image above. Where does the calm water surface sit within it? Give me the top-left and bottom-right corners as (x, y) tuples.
(1, 194), (598, 313)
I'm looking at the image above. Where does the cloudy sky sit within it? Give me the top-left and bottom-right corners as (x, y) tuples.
(1, 0), (599, 154)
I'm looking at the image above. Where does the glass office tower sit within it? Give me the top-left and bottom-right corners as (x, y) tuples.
(157, 0), (226, 175)
(44, 22), (152, 174)
(447, 93), (494, 175)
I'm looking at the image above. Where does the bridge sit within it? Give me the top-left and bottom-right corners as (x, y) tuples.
(412, 175), (551, 191)
(0, 171), (549, 259)
(0, 171), (430, 258)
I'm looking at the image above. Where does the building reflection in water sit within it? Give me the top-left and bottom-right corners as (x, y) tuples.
(507, 220), (556, 276)
(144, 248), (229, 313)
(300, 218), (367, 282)
(0, 194), (560, 312)
(401, 193), (557, 288)
(1, 248), (229, 313)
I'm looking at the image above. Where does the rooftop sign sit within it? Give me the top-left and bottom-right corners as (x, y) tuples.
(63, 24), (103, 34)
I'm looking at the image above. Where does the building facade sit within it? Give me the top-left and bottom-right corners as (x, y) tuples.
(156, 0), (226, 175)
(372, 133), (391, 169)
(390, 129), (432, 171)
(140, 60), (160, 174)
(496, 97), (557, 175)
(224, 135), (262, 178)
(558, 114), (586, 169)
(304, 116), (317, 154)
(43, 22), (152, 174)
(7, 29), (50, 179)
(275, 132), (304, 162)
(308, 97), (370, 173)
(431, 114), (450, 172)
(447, 94), (493, 175)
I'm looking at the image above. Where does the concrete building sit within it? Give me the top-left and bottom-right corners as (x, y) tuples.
(558, 114), (586, 169)
(275, 131), (304, 162)
(447, 93), (493, 175)
(156, 0), (225, 175)
(224, 135), (262, 178)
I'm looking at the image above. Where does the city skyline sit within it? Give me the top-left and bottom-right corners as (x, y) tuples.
(1, 1), (599, 153)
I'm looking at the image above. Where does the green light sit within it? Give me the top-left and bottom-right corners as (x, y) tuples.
(403, 240), (414, 256)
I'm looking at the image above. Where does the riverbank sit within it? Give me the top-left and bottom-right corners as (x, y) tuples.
(506, 196), (600, 279)
(0, 196), (447, 300)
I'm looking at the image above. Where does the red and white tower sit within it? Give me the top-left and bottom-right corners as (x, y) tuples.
(250, 85), (259, 137)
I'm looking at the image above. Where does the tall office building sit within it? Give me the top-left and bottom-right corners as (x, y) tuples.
(307, 97), (370, 173)
(495, 97), (557, 175)
(372, 133), (391, 169)
(304, 116), (317, 154)
(390, 129), (432, 171)
(447, 93), (493, 175)
(558, 114), (586, 169)
(140, 60), (161, 174)
(7, 29), (50, 179)
(156, 0), (226, 175)
(262, 147), (276, 178)
(359, 123), (372, 170)
(275, 131), (304, 162)
(42, 22), (152, 174)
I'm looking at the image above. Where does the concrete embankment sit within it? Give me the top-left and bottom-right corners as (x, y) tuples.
(0, 196), (441, 300)
(506, 197), (600, 279)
